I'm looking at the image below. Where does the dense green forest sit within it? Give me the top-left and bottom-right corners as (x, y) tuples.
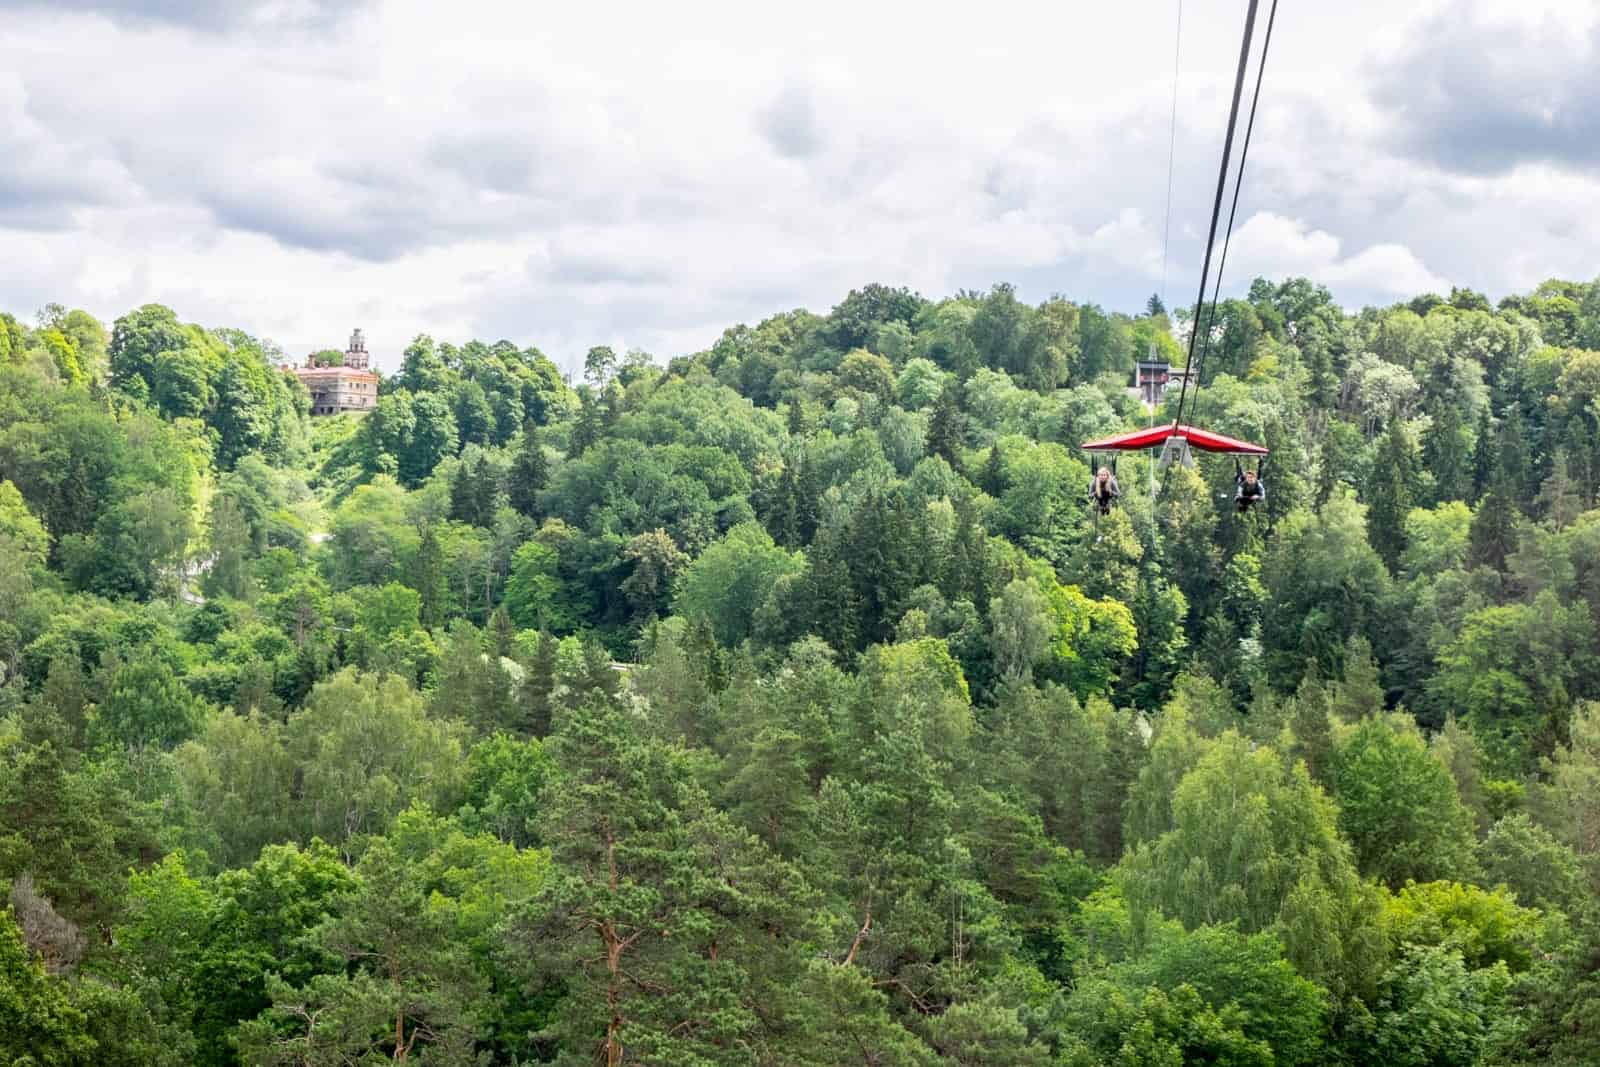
(5, 278), (1600, 1064)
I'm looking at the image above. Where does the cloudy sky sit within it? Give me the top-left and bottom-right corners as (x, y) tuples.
(2, 0), (1598, 372)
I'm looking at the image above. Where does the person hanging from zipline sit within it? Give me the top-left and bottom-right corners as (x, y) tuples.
(1089, 463), (1121, 516)
(1235, 456), (1265, 513)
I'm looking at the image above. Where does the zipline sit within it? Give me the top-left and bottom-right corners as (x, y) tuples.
(1085, 0), (1277, 519)
(1189, 0), (1282, 401)
(1158, 0), (1185, 315)
(1167, 0), (1265, 438)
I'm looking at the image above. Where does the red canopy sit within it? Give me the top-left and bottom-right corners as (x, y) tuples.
(1081, 423), (1268, 455)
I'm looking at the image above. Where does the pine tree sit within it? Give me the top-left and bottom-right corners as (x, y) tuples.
(1421, 400), (1470, 504)
(1122, 560), (1189, 711)
(470, 455), (500, 525)
(506, 422), (548, 518)
(925, 381), (966, 472)
(845, 489), (920, 645)
(1366, 413), (1419, 572)
(1538, 449), (1583, 529)
(488, 605), (515, 659)
(1470, 413), (1528, 572)
(576, 638), (620, 705)
(1470, 408), (1496, 502)
(1091, 709), (1148, 863)
(525, 691), (812, 1066)
(518, 629), (556, 737)
(1469, 483), (1518, 572)
(945, 494), (991, 611)
(1288, 674), (1334, 784)
(772, 457), (803, 547)
(415, 525), (447, 631)
(1302, 327), (1340, 412)
(568, 389), (602, 458)
(448, 461), (477, 525)
(785, 396), (807, 438)
(800, 521), (860, 653)
(1331, 635), (1384, 721)
(980, 442), (1006, 497)
(681, 614), (726, 694)
(795, 449), (822, 543)
(1497, 402), (1531, 509)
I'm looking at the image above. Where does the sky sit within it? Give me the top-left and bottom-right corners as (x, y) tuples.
(2, 0), (1599, 373)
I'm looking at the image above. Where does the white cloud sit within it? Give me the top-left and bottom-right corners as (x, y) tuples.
(1226, 212), (1451, 299)
(0, 0), (1597, 371)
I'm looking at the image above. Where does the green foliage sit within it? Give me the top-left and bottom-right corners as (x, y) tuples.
(1480, 813), (1588, 915)
(674, 521), (802, 647)
(1066, 921), (1326, 1067)
(0, 737), (160, 931)
(7, 278), (1600, 1064)
(1384, 880), (1540, 973)
(0, 906), (94, 1065)
(0, 480), (49, 565)
(1331, 714), (1480, 886)
(238, 832), (495, 1064)
(1370, 945), (1514, 1067)
(283, 669), (469, 847)
(92, 657), (205, 751)
(1125, 732), (1357, 934)
(504, 538), (578, 633)
(1261, 492), (1392, 685)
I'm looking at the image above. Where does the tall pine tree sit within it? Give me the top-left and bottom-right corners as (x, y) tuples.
(785, 396), (807, 439)
(925, 381), (966, 472)
(449, 455), (500, 527)
(1421, 401), (1470, 504)
(800, 520), (861, 653)
(980, 442), (1006, 497)
(1366, 412), (1419, 573)
(416, 524), (447, 630)
(1470, 407), (1531, 572)
(518, 629), (557, 738)
(1470, 407), (1496, 503)
(568, 389), (602, 458)
(1538, 449), (1582, 529)
(772, 455), (803, 548)
(507, 421), (548, 518)
(1497, 402), (1531, 510)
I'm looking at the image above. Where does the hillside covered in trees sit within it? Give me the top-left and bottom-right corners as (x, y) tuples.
(6, 278), (1600, 1064)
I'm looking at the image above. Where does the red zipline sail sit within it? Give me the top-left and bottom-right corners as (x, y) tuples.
(1081, 423), (1268, 455)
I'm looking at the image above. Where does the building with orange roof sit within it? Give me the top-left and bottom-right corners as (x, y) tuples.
(285, 328), (380, 415)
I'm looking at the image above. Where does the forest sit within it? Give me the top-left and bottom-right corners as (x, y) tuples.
(4, 277), (1600, 1065)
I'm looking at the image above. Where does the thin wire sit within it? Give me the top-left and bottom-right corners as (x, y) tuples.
(1191, 0), (1281, 401)
(1150, 0), (1185, 465)
(1168, 0), (1262, 440)
(1159, 0), (1184, 313)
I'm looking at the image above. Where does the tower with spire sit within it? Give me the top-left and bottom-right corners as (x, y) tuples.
(345, 328), (370, 369)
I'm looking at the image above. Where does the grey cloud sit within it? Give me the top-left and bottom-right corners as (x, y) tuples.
(1369, 5), (1600, 175)
(0, 79), (136, 227)
(427, 134), (539, 194)
(759, 85), (824, 159)
(544, 253), (674, 288)
(0, 0), (373, 31)
(102, 121), (579, 260)
(0, 199), (76, 230)
(197, 169), (550, 261)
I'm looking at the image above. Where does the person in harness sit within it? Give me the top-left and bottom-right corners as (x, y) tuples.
(1089, 464), (1120, 515)
(1235, 457), (1265, 513)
